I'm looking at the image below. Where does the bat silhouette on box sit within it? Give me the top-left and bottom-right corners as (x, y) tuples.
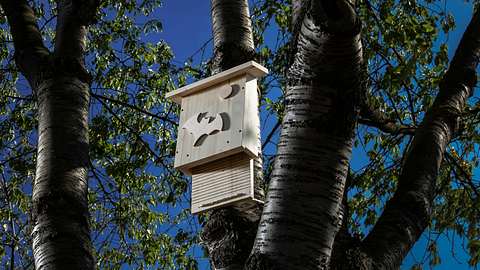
(182, 112), (225, 146)
(181, 84), (239, 146)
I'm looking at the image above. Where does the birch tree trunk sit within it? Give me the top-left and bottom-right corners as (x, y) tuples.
(0, 1), (98, 268)
(33, 76), (93, 269)
(246, 1), (363, 269)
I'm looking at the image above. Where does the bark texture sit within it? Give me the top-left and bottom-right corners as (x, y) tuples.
(246, 1), (363, 269)
(1, 0), (98, 269)
(210, 0), (256, 74)
(200, 1), (263, 269)
(33, 77), (93, 269)
(359, 8), (480, 269)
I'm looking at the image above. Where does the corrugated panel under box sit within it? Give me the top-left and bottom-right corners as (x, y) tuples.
(191, 153), (263, 215)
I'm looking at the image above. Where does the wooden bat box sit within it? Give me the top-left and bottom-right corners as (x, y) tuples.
(166, 61), (268, 215)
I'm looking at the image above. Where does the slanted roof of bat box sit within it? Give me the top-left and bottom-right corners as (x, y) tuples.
(166, 61), (268, 104)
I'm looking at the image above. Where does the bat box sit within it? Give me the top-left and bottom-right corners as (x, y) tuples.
(166, 61), (268, 215)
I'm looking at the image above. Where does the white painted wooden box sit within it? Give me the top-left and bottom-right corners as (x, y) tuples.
(166, 61), (267, 214)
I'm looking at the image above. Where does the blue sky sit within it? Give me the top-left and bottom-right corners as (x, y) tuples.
(156, 1), (476, 269)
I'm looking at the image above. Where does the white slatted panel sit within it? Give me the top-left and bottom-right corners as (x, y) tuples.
(191, 153), (253, 213)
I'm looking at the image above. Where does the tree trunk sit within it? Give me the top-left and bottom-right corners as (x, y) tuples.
(246, 1), (363, 268)
(32, 76), (94, 269)
(0, 1), (98, 268)
(200, 1), (263, 269)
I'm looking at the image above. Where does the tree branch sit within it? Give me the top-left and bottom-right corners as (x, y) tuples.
(362, 8), (480, 269)
(90, 92), (178, 126)
(358, 103), (415, 135)
(291, 0), (305, 29)
(55, 0), (98, 59)
(445, 152), (480, 198)
(262, 120), (281, 150)
(0, 0), (50, 87)
(54, 0), (99, 83)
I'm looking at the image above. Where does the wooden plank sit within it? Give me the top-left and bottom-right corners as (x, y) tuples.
(166, 61), (268, 104)
(242, 74), (260, 157)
